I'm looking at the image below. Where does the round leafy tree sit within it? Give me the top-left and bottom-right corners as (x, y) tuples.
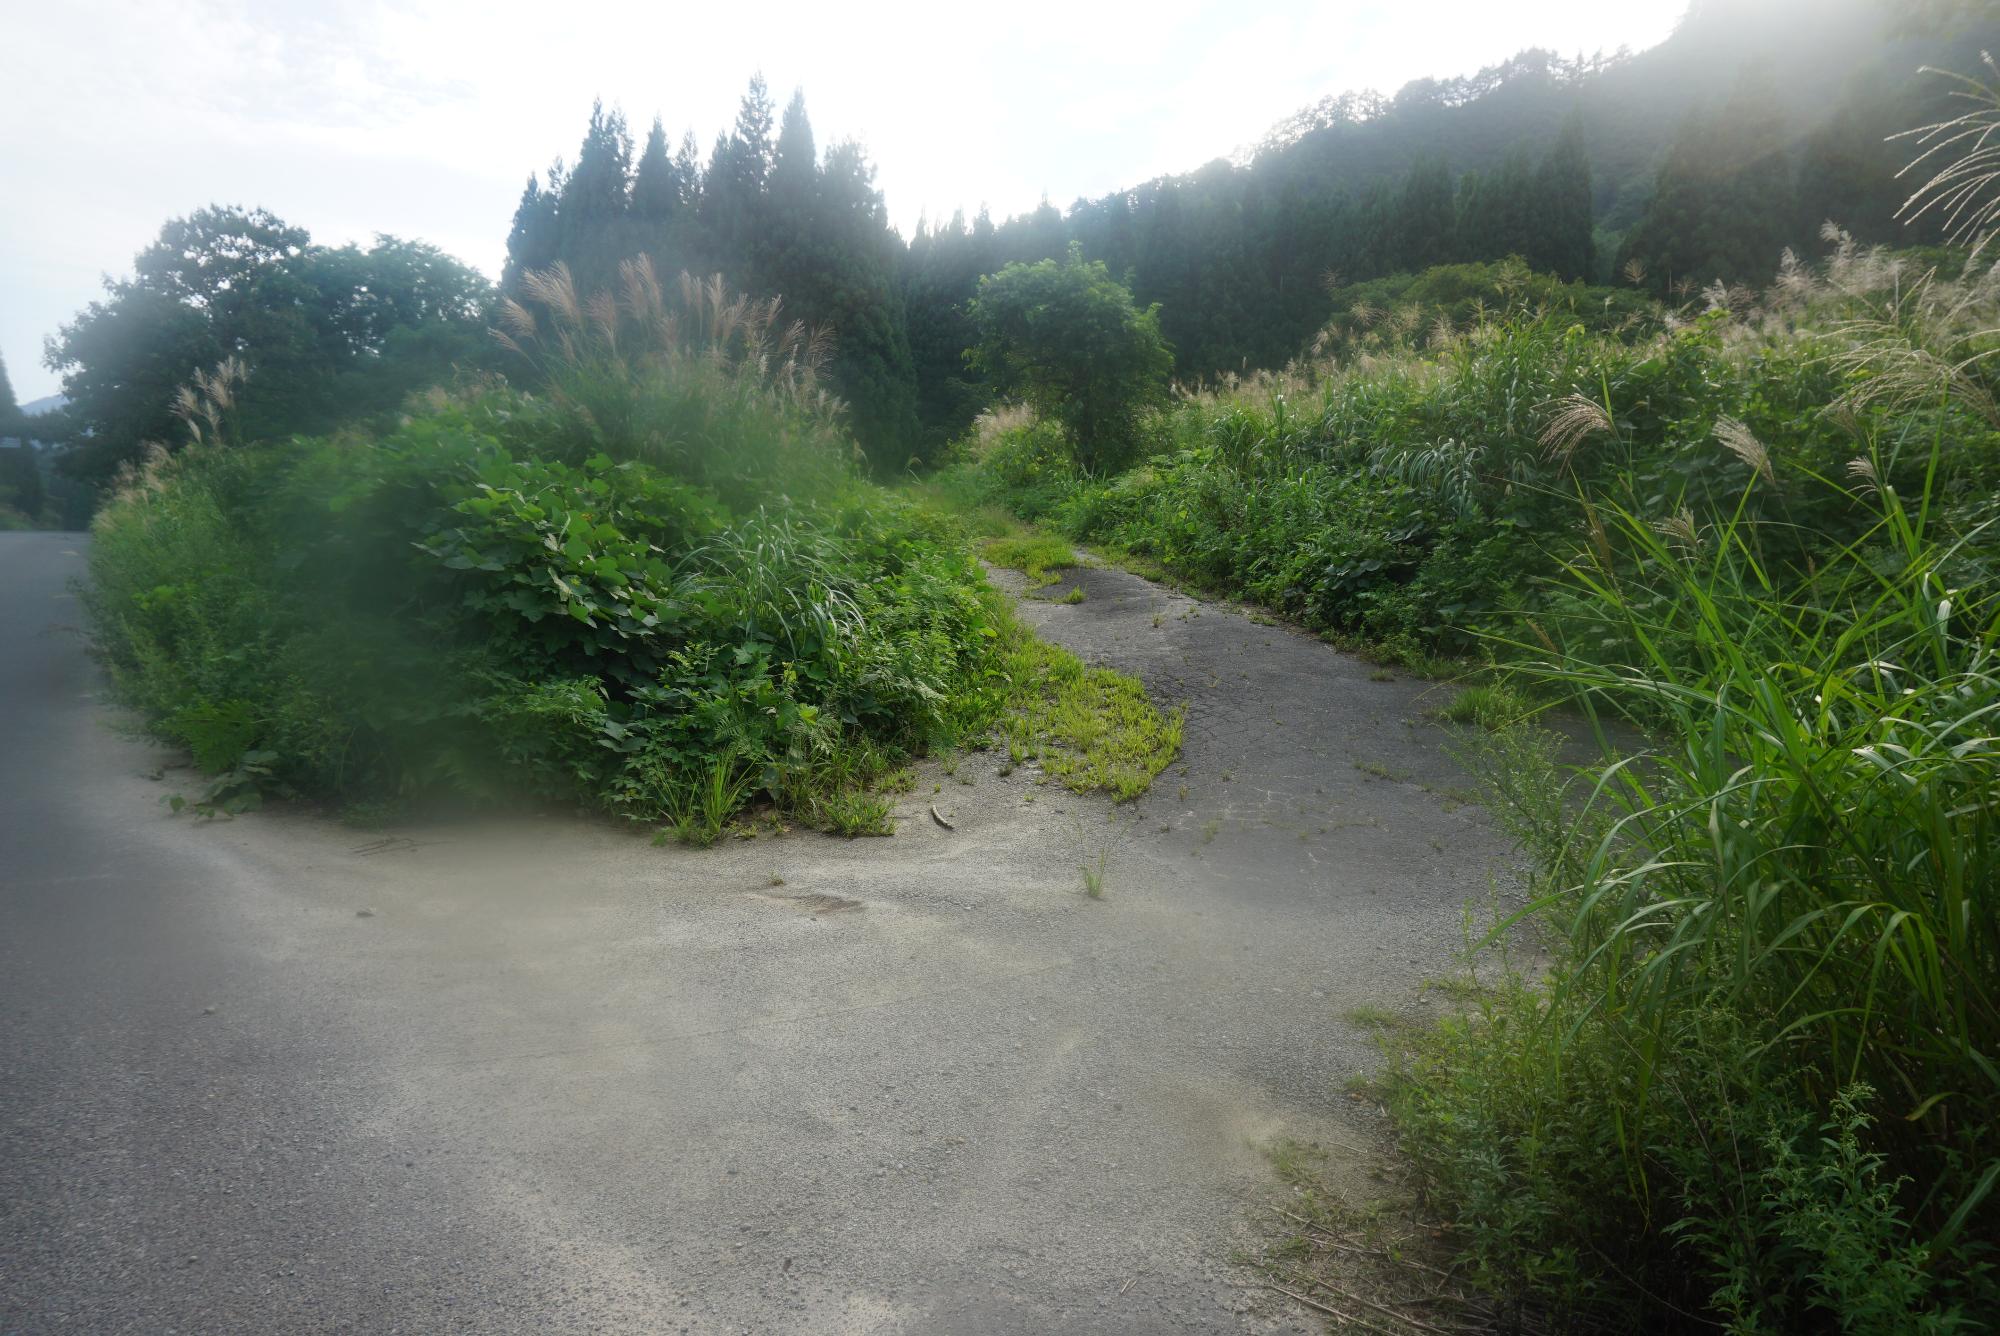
(967, 243), (1172, 472)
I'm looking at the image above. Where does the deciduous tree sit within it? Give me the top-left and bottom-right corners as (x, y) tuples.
(967, 244), (1172, 472)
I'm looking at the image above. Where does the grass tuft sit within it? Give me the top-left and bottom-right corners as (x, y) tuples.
(984, 533), (1078, 589)
(994, 619), (1183, 801)
(1432, 683), (1528, 730)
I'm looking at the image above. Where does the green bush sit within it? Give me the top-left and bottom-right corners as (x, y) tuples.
(84, 265), (1135, 830)
(966, 244), (1173, 473)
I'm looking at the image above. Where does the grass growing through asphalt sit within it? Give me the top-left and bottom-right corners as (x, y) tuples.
(995, 618), (1184, 800)
(984, 533), (1078, 589)
(1432, 683), (1529, 730)
(1080, 847), (1108, 898)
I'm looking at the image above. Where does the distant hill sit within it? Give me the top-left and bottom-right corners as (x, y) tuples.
(509, 0), (2000, 457)
(898, 0), (2000, 409)
(1247, 0), (1979, 239)
(20, 394), (67, 417)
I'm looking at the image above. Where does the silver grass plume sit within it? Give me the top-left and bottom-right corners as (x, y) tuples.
(1539, 392), (1613, 463)
(1714, 416), (1774, 484)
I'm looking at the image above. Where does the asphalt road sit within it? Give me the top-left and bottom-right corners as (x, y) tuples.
(1, 531), (1521, 1333)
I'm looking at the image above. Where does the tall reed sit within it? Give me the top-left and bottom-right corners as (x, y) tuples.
(1498, 462), (1999, 1249)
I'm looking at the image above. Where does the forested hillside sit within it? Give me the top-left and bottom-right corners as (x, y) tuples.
(39, 0), (1993, 488)
(501, 0), (1996, 465)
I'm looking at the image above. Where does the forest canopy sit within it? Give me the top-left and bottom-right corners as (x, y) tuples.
(495, 0), (1988, 464)
(35, 0), (1998, 490)
(44, 208), (495, 487)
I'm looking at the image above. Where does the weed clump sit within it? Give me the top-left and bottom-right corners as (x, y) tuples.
(995, 624), (1183, 801)
(982, 533), (1077, 589)
(86, 262), (1182, 831)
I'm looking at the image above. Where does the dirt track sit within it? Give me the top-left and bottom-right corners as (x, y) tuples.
(2, 533), (1524, 1333)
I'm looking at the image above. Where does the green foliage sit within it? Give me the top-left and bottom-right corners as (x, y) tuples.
(966, 245), (1172, 473)
(1506, 481), (1999, 1174)
(1384, 483), (2000, 1319)
(937, 233), (2000, 1324)
(955, 236), (2000, 667)
(1375, 433), (2000, 1324)
(45, 207), (495, 489)
(504, 82), (923, 467)
(1684, 1086), (1972, 1333)
(85, 266), (1181, 836)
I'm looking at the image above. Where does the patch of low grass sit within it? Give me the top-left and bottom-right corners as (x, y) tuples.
(984, 532), (1077, 589)
(1247, 1138), (1493, 1333)
(814, 787), (895, 837)
(657, 756), (754, 848)
(1432, 683), (1528, 730)
(1342, 1005), (1408, 1031)
(994, 620), (1183, 801)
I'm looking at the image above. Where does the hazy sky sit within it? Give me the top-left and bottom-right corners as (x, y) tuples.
(0, 0), (1687, 401)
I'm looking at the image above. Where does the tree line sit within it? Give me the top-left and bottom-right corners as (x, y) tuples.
(504, 1), (1983, 459)
(44, 210), (494, 487)
(501, 83), (920, 463)
(36, 0), (1995, 487)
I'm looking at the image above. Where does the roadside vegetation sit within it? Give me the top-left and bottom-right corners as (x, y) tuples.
(937, 70), (2000, 1325)
(40, 10), (2000, 1328)
(83, 262), (1179, 835)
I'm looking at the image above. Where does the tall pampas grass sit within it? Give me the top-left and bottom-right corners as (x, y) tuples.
(1538, 391), (1613, 464)
(498, 257), (841, 419)
(1713, 415), (1774, 484)
(494, 256), (853, 494)
(1895, 52), (2000, 246)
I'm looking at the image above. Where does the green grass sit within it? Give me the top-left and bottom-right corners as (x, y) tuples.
(1080, 847), (1108, 898)
(984, 532), (1078, 589)
(994, 621), (1183, 801)
(656, 758), (754, 847)
(1380, 464), (2000, 1325)
(1432, 683), (1528, 730)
